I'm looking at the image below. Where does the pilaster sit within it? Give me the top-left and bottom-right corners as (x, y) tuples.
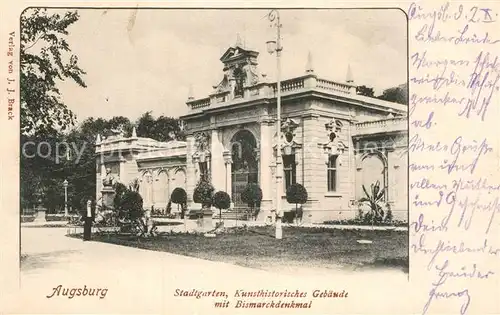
(301, 113), (323, 204)
(210, 127), (225, 192)
(119, 153), (126, 184)
(185, 135), (197, 208)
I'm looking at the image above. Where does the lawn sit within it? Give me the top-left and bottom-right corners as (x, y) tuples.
(86, 225), (408, 273)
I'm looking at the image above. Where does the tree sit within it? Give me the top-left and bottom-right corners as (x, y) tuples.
(212, 191), (231, 224)
(356, 85), (374, 97)
(171, 187), (187, 218)
(241, 183), (262, 220)
(20, 8), (86, 136)
(193, 179), (215, 210)
(285, 183), (308, 224)
(136, 111), (185, 142)
(377, 83), (408, 105)
(20, 132), (69, 213)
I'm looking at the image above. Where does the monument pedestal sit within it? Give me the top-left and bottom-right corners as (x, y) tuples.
(34, 209), (47, 223)
(101, 187), (116, 209)
(202, 208), (213, 232)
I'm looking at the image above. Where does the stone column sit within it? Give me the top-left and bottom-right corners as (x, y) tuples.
(210, 128), (225, 192)
(223, 150), (232, 196)
(259, 119), (274, 221)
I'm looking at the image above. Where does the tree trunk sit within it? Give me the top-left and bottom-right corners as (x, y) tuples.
(295, 204), (298, 225)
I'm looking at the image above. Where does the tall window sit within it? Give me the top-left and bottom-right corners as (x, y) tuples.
(283, 155), (296, 190)
(327, 155), (337, 192)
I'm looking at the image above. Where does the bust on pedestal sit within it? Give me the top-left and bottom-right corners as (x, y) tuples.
(101, 167), (116, 209)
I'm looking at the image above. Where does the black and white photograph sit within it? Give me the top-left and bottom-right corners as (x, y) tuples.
(17, 7), (409, 313)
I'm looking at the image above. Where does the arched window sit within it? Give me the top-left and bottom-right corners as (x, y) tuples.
(327, 155), (338, 192)
(154, 171), (168, 207)
(283, 154), (296, 190)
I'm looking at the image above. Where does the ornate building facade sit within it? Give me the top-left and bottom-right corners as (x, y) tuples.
(96, 42), (408, 223)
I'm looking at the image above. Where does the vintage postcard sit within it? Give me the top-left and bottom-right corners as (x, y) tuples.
(0, 1), (499, 314)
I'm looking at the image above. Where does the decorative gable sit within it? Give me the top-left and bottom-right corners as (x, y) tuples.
(213, 43), (261, 100)
(220, 46), (259, 65)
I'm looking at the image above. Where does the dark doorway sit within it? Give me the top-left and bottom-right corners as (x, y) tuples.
(231, 130), (258, 206)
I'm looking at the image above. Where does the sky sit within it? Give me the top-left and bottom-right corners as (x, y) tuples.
(51, 8), (407, 124)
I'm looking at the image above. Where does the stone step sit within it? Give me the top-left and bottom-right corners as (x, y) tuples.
(213, 208), (252, 220)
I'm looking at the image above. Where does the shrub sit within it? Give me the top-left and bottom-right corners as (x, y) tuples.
(384, 204), (393, 223)
(120, 190), (144, 220)
(113, 184), (144, 224)
(212, 191), (231, 221)
(166, 200), (172, 214)
(282, 211), (295, 223)
(128, 178), (140, 193)
(21, 215), (36, 223)
(286, 183), (308, 222)
(193, 179), (214, 208)
(241, 183), (262, 219)
(171, 187), (187, 212)
(113, 182), (128, 210)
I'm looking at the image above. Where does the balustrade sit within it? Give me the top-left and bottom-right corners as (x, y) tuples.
(354, 117), (407, 135)
(316, 79), (353, 95)
(190, 98), (211, 110)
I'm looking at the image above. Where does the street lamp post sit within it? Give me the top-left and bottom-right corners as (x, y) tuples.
(63, 179), (68, 217)
(266, 9), (283, 239)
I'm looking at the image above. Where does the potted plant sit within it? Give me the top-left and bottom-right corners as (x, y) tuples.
(241, 183), (263, 220)
(212, 191), (231, 225)
(357, 180), (387, 244)
(193, 178), (215, 230)
(285, 183), (308, 225)
(171, 187), (187, 218)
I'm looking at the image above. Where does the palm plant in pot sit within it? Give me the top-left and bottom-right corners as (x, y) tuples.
(356, 180), (387, 244)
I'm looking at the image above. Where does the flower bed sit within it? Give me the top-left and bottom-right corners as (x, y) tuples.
(21, 215), (36, 223)
(323, 219), (408, 227)
(151, 213), (177, 219)
(45, 214), (79, 222)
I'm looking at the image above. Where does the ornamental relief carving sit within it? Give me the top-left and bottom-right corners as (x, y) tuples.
(320, 117), (347, 158)
(272, 118), (302, 155)
(194, 132), (210, 152)
(186, 119), (210, 132)
(215, 108), (260, 123)
(243, 63), (260, 86)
